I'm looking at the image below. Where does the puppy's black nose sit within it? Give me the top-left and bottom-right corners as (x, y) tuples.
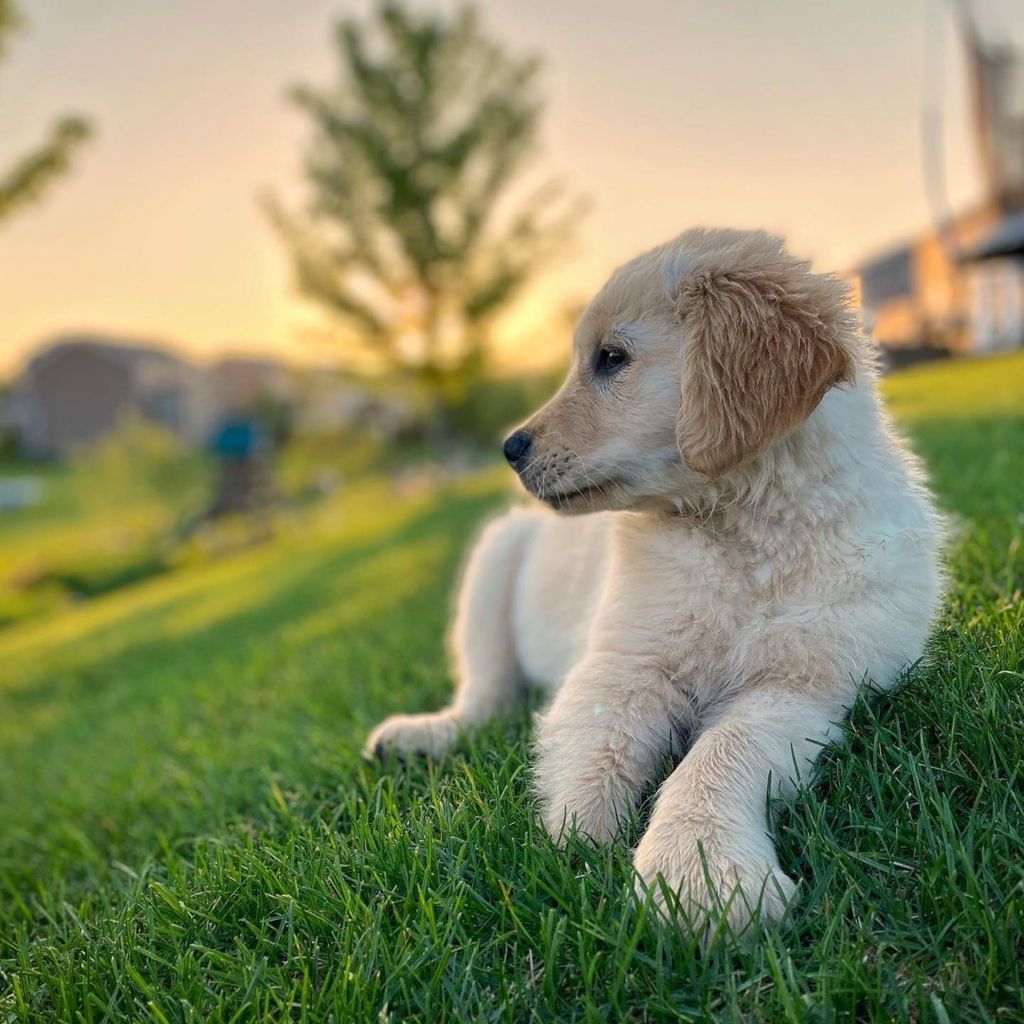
(502, 429), (532, 468)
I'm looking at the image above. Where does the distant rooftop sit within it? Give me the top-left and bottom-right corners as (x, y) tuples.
(27, 334), (187, 373)
(968, 212), (1024, 260)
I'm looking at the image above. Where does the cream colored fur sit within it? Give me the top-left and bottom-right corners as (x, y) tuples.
(366, 228), (942, 936)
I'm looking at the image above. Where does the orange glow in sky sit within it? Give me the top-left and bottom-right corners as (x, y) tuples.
(1, 0), (1021, 374)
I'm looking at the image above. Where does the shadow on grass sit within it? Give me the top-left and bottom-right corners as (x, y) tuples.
(2, 485), (498, 718)
(0, 484), (507, 898)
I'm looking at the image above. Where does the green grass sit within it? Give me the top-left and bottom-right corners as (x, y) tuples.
(0, 423), (208, 627)
(0, 421), (385, 628)
(1, 354), (1023, 1022)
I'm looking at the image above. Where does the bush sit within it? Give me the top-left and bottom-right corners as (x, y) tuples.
(428, 369), (561, 447)
(69, 414), (206, 518)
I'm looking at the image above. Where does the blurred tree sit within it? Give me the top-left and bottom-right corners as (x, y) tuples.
(0, 0), (92, 223)
(267, 1), (583, 430)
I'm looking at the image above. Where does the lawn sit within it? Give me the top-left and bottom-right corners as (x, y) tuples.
(1, 353), (1022, 1022)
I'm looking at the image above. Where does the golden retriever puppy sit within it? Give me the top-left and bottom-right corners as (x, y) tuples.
(366, 228), (941, 933)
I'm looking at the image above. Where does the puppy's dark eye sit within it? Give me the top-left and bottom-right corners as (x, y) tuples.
(595, 346), (629, 376)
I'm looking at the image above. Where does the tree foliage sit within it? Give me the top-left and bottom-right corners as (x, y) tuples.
(0, 0), (93, 224)
(268, 1), (582, 406)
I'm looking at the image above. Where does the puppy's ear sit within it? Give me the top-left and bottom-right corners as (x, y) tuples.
(672, 238), (855, 478)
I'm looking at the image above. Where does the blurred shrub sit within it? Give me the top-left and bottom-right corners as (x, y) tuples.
(70, 413), (205, 519)
(277, 429), (384, 504)
(446, 369), (564, 446)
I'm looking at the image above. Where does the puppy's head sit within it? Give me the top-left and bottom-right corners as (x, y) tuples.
(504, 228), (858, 513)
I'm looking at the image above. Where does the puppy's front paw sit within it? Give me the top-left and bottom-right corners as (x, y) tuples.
(534, 749), (634, 844)
(539, 789), (627, 846)
(363, 712), (459, 761)
(633, 828), (796, 936)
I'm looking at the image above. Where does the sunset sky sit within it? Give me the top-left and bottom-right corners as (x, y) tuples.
(1, 0), (1022, 374)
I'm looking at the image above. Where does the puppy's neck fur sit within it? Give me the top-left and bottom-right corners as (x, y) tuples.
(628, 376), (908, 570)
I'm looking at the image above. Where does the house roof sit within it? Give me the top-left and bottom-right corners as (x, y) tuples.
(27, 334), (187, 376)
(967, 212), (1024, 260)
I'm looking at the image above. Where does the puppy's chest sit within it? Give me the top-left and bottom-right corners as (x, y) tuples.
(610, 528), (788, 684)
(617, 539), (740, 627)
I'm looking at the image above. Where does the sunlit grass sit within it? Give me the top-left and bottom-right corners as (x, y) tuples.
(0, 355), (1021, 1022)
(881, 348), (1024, 422)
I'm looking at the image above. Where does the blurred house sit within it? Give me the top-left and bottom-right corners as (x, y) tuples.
(210, 356), (296, 413)
(296, 373), (415, 439)
(297, 380), (375, 433)
(851, 204), (1024, 366)
(11, 335), (214, 457)
(850, 8), (1024, 367)
(4, 336), (415, 459)
(965, 210), (1024, 352)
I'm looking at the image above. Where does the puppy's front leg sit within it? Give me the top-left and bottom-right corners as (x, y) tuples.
(534, 654), (689, 844)
(633, 689), (845, 933)
(365, 511), (531, 761)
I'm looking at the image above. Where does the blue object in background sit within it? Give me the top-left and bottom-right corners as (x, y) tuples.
(210, 416), (267, 460)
